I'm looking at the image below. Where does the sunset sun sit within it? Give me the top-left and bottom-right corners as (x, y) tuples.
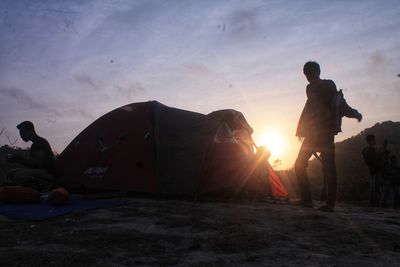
(258, 131), (286, 158)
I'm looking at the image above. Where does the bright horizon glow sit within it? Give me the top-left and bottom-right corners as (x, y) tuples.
(257, 131), (287, 160)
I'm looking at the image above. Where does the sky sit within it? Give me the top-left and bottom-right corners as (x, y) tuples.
(1, 0), (399, 168)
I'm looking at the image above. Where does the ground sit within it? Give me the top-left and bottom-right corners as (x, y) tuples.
(1, 198), (400, 267)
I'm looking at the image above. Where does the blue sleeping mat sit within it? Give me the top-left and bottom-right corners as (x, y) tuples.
(0, 195), (126, 220)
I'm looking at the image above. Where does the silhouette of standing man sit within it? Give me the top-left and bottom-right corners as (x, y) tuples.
(295, 61), (362, 211)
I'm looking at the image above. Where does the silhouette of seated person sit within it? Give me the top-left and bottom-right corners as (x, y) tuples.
(3, 121), (55, 192)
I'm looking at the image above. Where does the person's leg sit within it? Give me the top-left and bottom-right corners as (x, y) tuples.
(320, 137), (336, 209)
(4, 167), (26, 186)
(294, 140), (314, 205)
(369, 174), (374, 206)
(6, 168), (54, 192)
(369, 174), (378, 206)
(320, 174), (327, 201)
(373, 172), (383, 207)
(381, 178), (390, 208)
(1, 161), (25, 185)
(375, 172), (385, 207)
(394, 184), (400, 209)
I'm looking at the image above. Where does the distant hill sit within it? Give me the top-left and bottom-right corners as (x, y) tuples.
(305, 121), (400, 201)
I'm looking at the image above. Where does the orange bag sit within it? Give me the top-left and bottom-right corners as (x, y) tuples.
(48, 187), (70, 206)
(0, 186), (41, 203)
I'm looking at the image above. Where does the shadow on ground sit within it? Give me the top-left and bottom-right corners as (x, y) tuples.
(1, 198), (400, 266)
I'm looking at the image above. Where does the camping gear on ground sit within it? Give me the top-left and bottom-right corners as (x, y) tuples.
(56, 101), (287, 199)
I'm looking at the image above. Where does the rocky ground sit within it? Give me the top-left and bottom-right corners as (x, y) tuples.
(1, 197), (400, 267)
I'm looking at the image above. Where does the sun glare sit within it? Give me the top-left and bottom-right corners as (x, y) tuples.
(258, 131), (286, 158)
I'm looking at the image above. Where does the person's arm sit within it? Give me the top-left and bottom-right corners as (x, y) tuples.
(296, 86), (312, 140)
(341, 99), (362, 122)
(306, 85), (310, 98)
(335, 84), (362, 121)
(296, 101), (310, 139)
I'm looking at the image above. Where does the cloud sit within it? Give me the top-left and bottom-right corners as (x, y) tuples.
(0, 87), (102, 123)
(184, 62), (212, 76)
(225, 8), (261, 36)
(114, 82), (145, 100)
(46, 109), (62, 123)
(68, 107), (94, 120)
(0, 86), (62, 116)
(0, 86), (62, 122)
(365, 50), (390, 77)
(370, 51), (386, 65)
(74, 74), (101, 90)
(0, 86), (47, 110)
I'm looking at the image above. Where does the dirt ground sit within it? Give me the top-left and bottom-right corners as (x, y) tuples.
(1, 197), (400, 267)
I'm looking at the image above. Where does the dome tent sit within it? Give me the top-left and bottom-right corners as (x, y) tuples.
(56, 101), (287, 198)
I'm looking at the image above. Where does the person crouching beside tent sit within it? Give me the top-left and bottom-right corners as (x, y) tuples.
(1, 121), (55, 193)
(253, 146), (273, 197)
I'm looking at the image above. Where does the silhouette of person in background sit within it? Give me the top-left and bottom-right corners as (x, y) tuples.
(362, 134), (382, 206)
(3, 121), (55, 192)
(380, 139), (392, 208)
(295, 61), (362, 211)
(389, 155), (400, 209)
